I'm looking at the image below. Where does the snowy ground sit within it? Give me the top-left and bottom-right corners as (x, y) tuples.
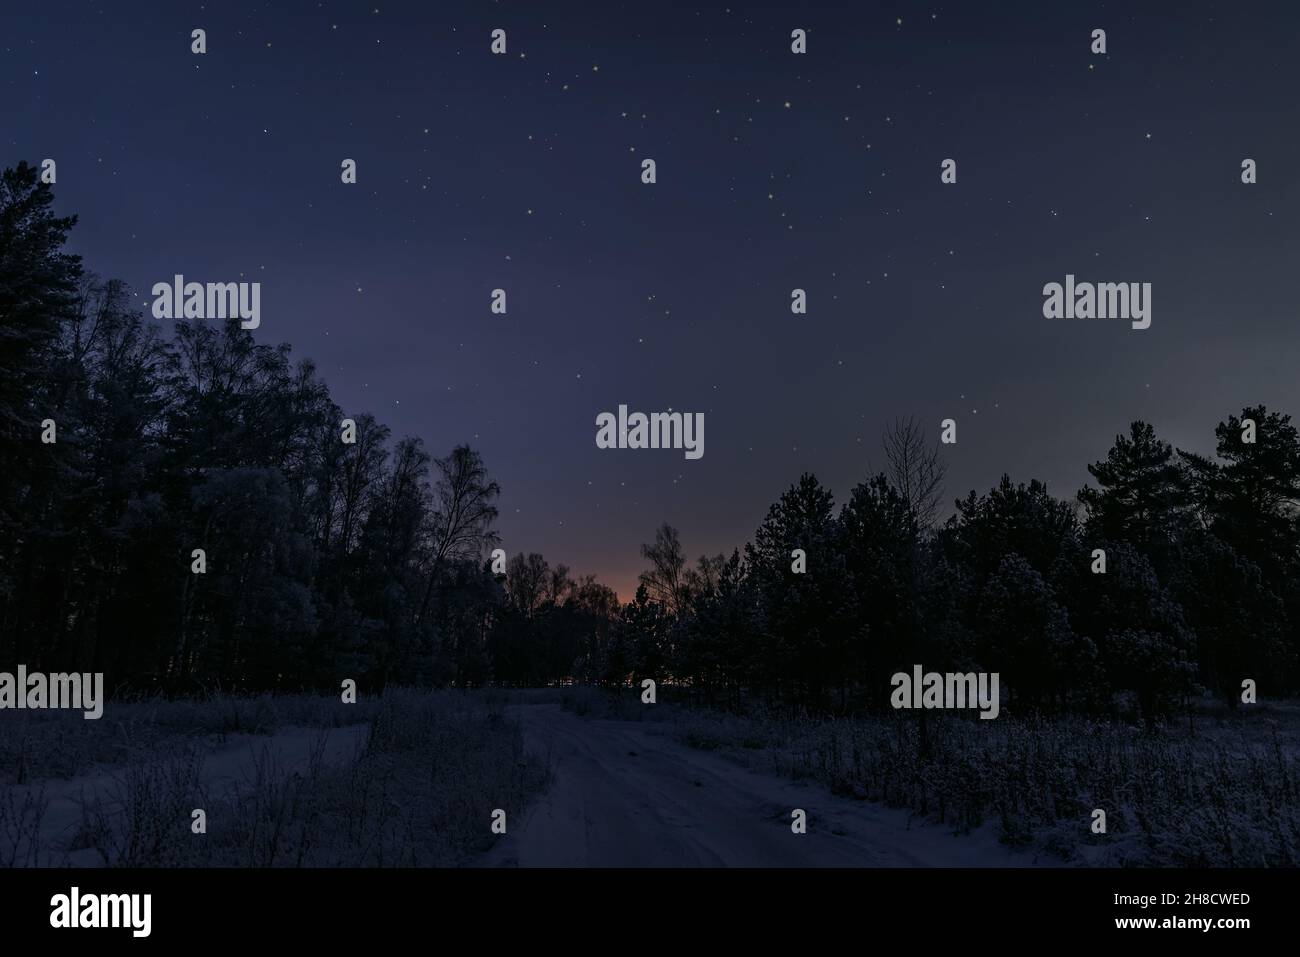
(480, 702), (1042, 867)
(15, 725), (368, 866)
(17, 692), (1281, 867)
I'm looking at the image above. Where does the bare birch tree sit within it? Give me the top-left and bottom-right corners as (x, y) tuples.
(882, 416), (947, 529)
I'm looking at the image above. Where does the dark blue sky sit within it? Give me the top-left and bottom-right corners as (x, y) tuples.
(7, 1), (1299, 598)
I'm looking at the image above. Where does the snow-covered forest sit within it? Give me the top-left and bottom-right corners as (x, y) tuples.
(3, 161), (1300, 719)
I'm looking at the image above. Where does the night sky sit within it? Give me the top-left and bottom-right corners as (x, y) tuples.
(7, 1), (1300, 599)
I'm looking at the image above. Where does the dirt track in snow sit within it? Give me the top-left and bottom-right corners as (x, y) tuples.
(480, 703), (1042, 867)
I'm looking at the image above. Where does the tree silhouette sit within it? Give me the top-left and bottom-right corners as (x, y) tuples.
(3, 164), (1299, 712)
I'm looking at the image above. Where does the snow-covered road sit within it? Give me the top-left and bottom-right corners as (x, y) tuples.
(480, 703), (1041, 867)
